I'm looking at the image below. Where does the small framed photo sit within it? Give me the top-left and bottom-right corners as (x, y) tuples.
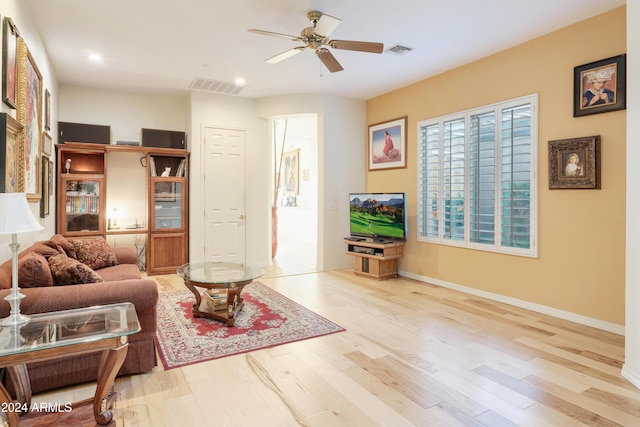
(368, 117), (407, 170)
(574, 54), (626, 117)
(42, 131), (52, 156)
(2, 17), (20, 109)
(44, 88), (51, 131)
(548, 135), (601, 189)
(40, 155), (50, 217)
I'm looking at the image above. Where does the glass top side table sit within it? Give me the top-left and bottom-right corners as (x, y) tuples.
(0, 302), (140, 426)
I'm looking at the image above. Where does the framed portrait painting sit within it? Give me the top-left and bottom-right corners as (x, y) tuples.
(573, 54), (626, 117)
(548, 135), (601, 189)
(2, 17), (20, 109)
(369, 117), (407, 170)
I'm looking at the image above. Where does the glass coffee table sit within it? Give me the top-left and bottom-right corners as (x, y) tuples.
(177, 262), (264, 326)
(0, 303), (140, 426)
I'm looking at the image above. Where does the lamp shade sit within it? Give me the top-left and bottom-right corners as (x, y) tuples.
(0, 193), (44, 235)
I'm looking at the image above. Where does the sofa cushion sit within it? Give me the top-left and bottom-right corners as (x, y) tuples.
(48, 254), (104, 286)
(0, 242), (60, 289)
(28, 242), (61, 259)
(71, 238), (118, 270)
(19, 252), (54, 288)
(44, 234), (77, 259)
(96, 264), (142, 282)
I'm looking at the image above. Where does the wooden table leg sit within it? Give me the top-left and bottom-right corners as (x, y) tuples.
(6, 364), (30, 410)
(0, 381), (19, 426)
(93, 339), (128, 425)
(184, 280), (202, 315)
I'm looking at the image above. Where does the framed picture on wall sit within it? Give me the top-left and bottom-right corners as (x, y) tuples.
(2, 17), (20, 109)
(282, 149), (299, 196)
(40, 155), (50, 217)
(0, 113), (23, 192)
(44, 88), (51, 131)
(368, 117), (407, 170)
(573, 54), (626, 117)
(548, 135), (601, 189)
(17, 38), (42, 202)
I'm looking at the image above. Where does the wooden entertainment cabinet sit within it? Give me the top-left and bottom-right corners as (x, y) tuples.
(344, 239), (404, 280)
(56, 141), (189, 275)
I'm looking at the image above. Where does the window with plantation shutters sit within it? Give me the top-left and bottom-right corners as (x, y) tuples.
(417, 94), (538, 258)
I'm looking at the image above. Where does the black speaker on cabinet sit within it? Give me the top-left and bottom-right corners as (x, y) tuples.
(141, 128), (186, 149)
(59, 122), (111, 145)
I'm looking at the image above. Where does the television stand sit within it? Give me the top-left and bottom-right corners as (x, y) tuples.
(344, 239), (404, 280)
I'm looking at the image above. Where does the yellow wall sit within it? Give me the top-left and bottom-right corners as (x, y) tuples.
(366, 7), (627, 324)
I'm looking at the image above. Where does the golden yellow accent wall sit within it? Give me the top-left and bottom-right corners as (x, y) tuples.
(366, 7), (627, 324)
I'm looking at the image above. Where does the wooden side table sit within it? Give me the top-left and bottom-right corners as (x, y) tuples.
(0, 303), (140, 426)
(345, 239), (404, 279)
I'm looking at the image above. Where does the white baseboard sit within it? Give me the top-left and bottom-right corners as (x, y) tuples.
(398, 269), (625, 336)
(622, 365), (640, 389)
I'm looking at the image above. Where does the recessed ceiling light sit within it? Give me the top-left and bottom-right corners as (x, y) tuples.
(88, 53), (102, 62)
(235, 78), (246, 86)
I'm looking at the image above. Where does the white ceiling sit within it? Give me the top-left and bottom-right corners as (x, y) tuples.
(24, 0), (625, 100)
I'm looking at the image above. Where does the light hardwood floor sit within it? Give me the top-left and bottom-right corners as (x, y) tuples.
(32, 270), (640, 426)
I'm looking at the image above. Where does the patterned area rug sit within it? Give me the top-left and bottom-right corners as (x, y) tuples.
(155, 282), (345, 370)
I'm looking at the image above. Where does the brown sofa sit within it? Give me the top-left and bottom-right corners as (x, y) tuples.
(0, 234), (158, 394)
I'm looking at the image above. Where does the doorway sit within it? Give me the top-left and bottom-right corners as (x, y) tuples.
(265, 115), (318, 277)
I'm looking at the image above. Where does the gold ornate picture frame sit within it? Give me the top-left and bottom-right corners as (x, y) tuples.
(16, 37), (42, 202)
(0, 112), (23, 192)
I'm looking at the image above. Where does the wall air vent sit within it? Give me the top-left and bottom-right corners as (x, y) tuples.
(189, 78), (245, 95)
(386, 44), (413, 55)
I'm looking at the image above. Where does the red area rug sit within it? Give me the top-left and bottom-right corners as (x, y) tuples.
(155, 282), (345, 370)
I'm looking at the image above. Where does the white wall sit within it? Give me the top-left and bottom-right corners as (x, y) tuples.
(623, 2), (640, 388)
(256, 94), (367, 271)
(59, 86), (188, 142)
(0, 0), (58, 261)
(57, 87), (188, 248)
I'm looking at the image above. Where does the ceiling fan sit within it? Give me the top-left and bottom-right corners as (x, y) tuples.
(248, 11), (384, 73)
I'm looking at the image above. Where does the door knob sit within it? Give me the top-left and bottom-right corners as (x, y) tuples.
(239, 215), (245, 220)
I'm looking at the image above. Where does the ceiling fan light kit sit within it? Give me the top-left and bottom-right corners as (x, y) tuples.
(249, 10), (384, 73)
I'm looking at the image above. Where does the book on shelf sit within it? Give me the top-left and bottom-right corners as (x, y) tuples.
(176, 159), (186, 177)
(150, 157), (157, 176)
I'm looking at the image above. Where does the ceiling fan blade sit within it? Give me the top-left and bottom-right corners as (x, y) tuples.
(266, 47), (306, 64)
(316, 48), (343, 73)
(248, 29), (301, 42)
(329, 40), (384, 53)
(314, 14), (341, 38)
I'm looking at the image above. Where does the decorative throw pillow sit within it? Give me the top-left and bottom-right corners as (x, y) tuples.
(45, 234), (77, 259)
(18, 252), (54, 288)
(71, 238), (118, 270)
(48, 254), (104, 286)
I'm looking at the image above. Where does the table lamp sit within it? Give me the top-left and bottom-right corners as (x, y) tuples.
(0, 193), (44, 326)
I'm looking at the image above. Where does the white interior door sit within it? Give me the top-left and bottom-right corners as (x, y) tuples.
(203, 127), (246, 263)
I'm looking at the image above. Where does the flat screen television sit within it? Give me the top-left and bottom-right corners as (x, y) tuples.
(349, 193), (407, 242)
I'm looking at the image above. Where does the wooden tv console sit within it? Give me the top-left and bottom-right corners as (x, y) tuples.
(344, 239), (404, 280)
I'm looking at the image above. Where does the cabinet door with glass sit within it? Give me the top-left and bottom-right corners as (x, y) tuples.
(147, 152), (189, 275)
(56, 144), (106, 237)
(150, 179), (185, 231)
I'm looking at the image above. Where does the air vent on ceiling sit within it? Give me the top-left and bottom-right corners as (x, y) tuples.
(189, 78), (245, 95)
(386, 44), (413, 55)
